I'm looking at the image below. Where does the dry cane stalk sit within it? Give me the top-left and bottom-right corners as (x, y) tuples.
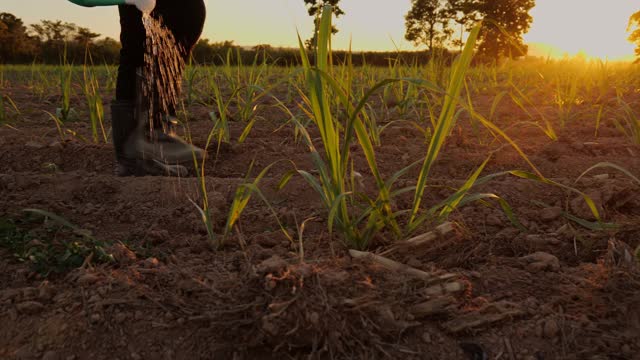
(409, 296), (456, 317)
(380, 222), (456, 256)
(349, 249), (462, 288)
(401, 222), (455, 248)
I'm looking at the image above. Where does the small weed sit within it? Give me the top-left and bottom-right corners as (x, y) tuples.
(45, 110), (90, 143)
(42, 162), (60, 173)
(56, 47), (76, 122)
(0, 93), (20, 124)
(190, 158), (292, 250)
(614, 96), (640, 145)
(119, 237), (167, 262)
(0, 209), (114, 277)
(82, 49), (108, 143)
(184, 58), (200, 106)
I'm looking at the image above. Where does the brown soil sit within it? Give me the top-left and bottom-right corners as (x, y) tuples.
(1, 81), (640, 360)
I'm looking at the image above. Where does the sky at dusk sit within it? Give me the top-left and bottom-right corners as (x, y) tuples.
(2, 0), (637, 60)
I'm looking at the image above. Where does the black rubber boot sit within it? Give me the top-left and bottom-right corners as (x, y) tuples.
(134, 67), (205, 164)
(111, 100), (188, 177)
(139, 120), (206, 164)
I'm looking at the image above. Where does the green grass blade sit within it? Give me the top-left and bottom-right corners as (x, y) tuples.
(23, 208), (78, 230)
(438, 156), (491, 219)
(410, 24), (481, 226)
(576, 162), (640, 185)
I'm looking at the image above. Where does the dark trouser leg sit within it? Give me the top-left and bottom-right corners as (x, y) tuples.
(112, 5), (144, 175)
(115, 5), (145, 103)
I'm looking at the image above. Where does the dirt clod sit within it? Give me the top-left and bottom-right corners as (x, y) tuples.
(76, 273), (100, 286)
(422, 332), (432, 343)
(143, 257), (160, 268)
(254, 233), (280, 248)
(540, 206), (562, 222)
(520, 252), (561, 273)
(37, 284), (55, 301)
(16, 301), (45, 314)
(256, 255), (288, 274)
(41, 350), (59, 360)
(147, 229), (170, 244)
(486, 214), (503, 226)
(108, 243), (137, 265)
(114, 312), (128, 324)
(542, 319), (560, 339)
(621, 344), (632, 355)
(25, 141), (45, 149)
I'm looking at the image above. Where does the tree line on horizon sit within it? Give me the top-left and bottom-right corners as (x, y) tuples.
(0, 13), (121, 64)
(1, 1), (639, 66)
(0, 11), (455, 67)
(303, 0), (640, 63)
(0, 10), (459, 67)
(0, 12), (459, 67)
(305, 0), (534, 60)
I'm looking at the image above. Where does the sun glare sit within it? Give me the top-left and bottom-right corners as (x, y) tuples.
(524, 0), (637, 61)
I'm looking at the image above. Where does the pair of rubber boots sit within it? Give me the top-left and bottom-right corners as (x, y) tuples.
(110, 101), (205, 177)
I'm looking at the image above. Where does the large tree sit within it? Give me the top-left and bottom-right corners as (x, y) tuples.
(445, 0), (479, 51)
(30, 20), (77, 43)
(629, 10), (640, 62)
(404, 0), (452, 52)
(0, 12), (121, 64)
(29, 19), (112, 63)
(74, 27), (101, 48)
(474, 0), (535, 61)
(303, 0), (344, 49)
(0, 13), (37, 62)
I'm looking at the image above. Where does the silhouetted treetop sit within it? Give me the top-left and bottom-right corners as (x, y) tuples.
(403, 0), (535, 60)
(303, 0), (344, 49)
(629, 10), (640, 62)
(474, 0), (535, 61)
(405, 0), (452, 52)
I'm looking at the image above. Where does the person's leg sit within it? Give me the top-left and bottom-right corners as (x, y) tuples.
(112, 5), (188, 177)
(126, 0), (207, 164)
(115, 5), (145, 102)
(112, 5), (142, 175)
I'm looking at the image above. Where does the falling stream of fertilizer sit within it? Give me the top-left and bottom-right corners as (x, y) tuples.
(140, 14), (186, 132)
